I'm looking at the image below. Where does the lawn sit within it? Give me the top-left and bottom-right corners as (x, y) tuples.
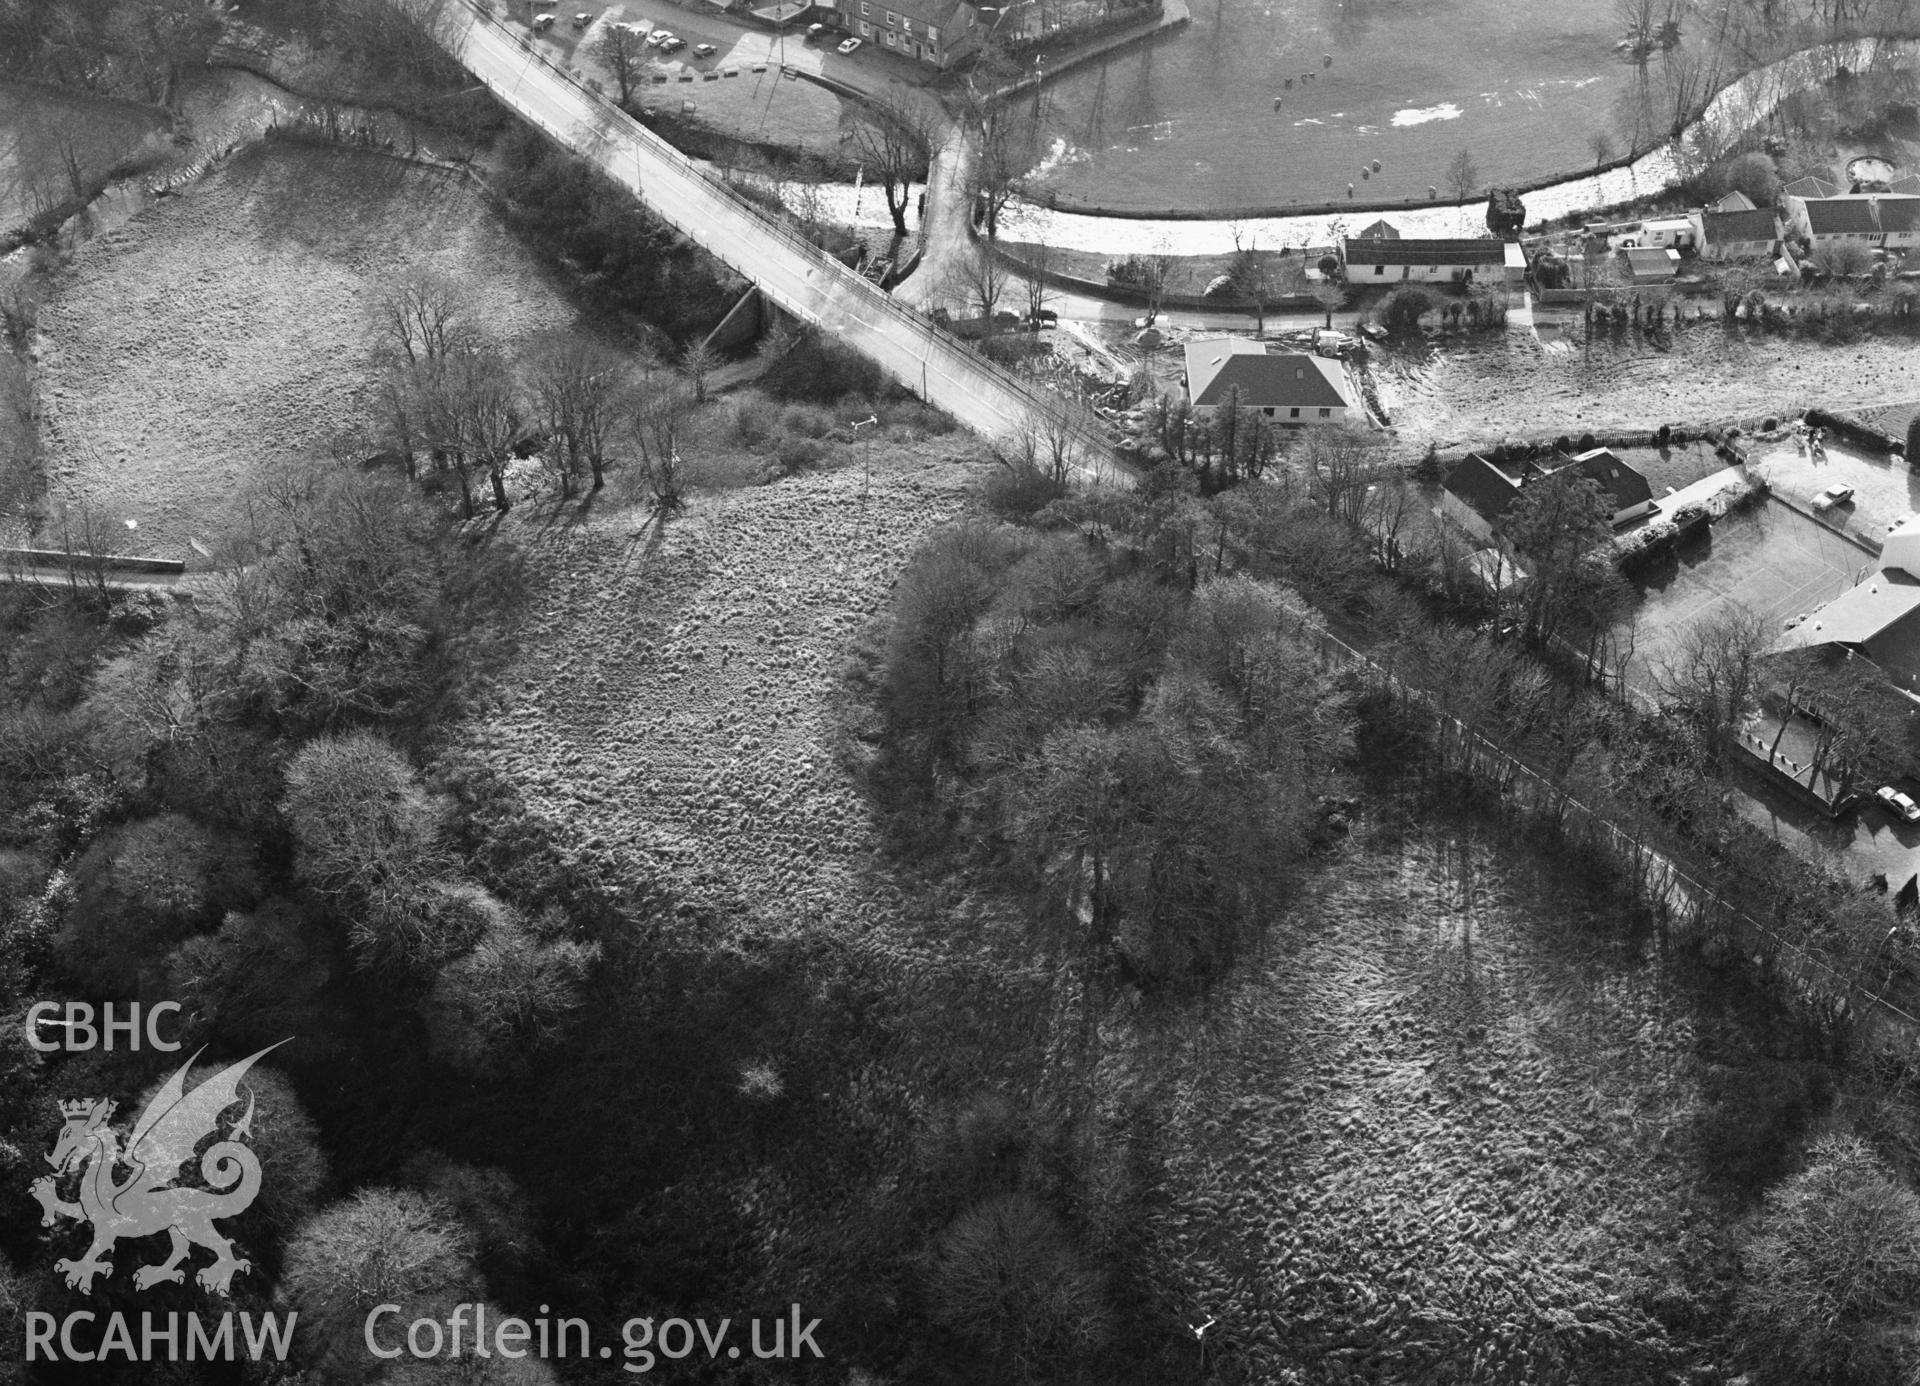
(29, 140), (576, 559)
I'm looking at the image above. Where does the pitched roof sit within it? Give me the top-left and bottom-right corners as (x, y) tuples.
(1356, 218), (1401, 240)
(1892, 174), (1920, 196)
(1700, 207), (1779, 245)
(1560, 447), (1652, 513)
(1442, 453), (1522, 525)
(1879, 198), (1920, 233)
(1341, 236), (1505, 266)
(1621, 247), (1678, 277)
(1804, 197), (1883, 234)
(1777, 571), (1920, 650)
(1712, 190), (1757, 212)
(1182, 339), (1350, 410)
(1783, 174), (1842, 199)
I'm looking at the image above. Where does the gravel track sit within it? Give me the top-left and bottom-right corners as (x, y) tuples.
(31, 141), (574, 557)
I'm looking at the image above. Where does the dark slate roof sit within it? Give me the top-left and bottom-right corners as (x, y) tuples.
(1443, 453), (1522, 524)
(1356, 218), (1402, 239)
(1700, 208), (1779, 245)
(1342, 237), (1505, 266)
(1805, 197), (1883, 234)
(1878, 198), (1920, 233)
(1892, 174), (1920, 196)
(1561, 447), (1652, 513)
(1621, 247), (1677, 277)
(1783, 175), (1843, 199)
(1190, 352), (1349, 409)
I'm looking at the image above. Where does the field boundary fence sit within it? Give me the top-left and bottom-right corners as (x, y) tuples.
(1307, 625), (1920, 1052)
(442, 1), (1119, 478)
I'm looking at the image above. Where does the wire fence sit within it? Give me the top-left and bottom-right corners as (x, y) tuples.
(1307, 625), (1920, 1051)
(448, 1), (1116, 472)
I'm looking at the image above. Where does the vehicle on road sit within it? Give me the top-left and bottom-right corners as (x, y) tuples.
(693, 42), (718, 56)
(1812, 483), (1856, 511)
(837, 36), (863, 52)
(1877, 786), (1920, 822)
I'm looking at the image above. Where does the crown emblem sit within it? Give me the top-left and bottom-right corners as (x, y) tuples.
(58, 1099), (98, 1120)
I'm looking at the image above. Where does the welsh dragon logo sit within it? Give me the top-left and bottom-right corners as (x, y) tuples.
(30, 1042), (288, 1297)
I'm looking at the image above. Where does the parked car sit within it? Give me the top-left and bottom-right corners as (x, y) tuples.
(644, 28), (669, 45)
(1812, 483), (1856, 511)
(693, 42), (718, 56)
(658, 36), (686, 51)
(807, 21), (827, 36)
(1877, 786), (1920, 822)
(571, 12), (592, 27)
(837, 36), (863, 52)
(532, 12), (555, 27)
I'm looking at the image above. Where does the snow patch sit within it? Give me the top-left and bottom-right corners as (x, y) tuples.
(1390, 102), (1463, 127)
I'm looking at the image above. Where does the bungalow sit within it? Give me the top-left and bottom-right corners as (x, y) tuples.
(1619, 246), (1680, 283)
(1791, 193), (1920, 249)
(1340, 236), (1505, 283)
(846, 0), (984, 66)
(1690, 206), (1780, 261)
(1181, 337), (1352, 424)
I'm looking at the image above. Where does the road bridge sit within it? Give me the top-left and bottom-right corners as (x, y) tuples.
(438, 3), (1113, 480)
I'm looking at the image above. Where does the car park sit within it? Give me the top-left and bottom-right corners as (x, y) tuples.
(1812, 484), (1856, 511)
(837, 36), (862, 51)
(1877, 786), (1920, 822)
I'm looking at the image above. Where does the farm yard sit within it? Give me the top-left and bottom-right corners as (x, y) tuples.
(0, 80), (170, 238)
(25, 139), (575, 557)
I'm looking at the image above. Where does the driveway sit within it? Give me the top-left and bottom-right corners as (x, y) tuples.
(1749, 436), (1920, 552)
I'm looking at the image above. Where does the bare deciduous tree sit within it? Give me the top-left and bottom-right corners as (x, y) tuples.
(522, 333), (625, 498)
(594, 22), (647, 105)
(1446, 148), (1480, 203)
(852, 91), (932, 238)
(628, 381), (695, 515)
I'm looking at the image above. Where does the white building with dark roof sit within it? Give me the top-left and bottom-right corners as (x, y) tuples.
(1181, 338), (1352, 424)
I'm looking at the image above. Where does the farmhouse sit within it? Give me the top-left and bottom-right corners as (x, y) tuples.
(846, 0), (983, 66)
(1340, 235), (1505, 283)
(1690, 206), (1780, 261)
(1181, 337), (1352, 424)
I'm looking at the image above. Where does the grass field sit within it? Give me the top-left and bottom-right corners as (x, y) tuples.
(1108, 814), (1813, 1381)
(0, 81), (170, 238)
(31, 140), (576, 558)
